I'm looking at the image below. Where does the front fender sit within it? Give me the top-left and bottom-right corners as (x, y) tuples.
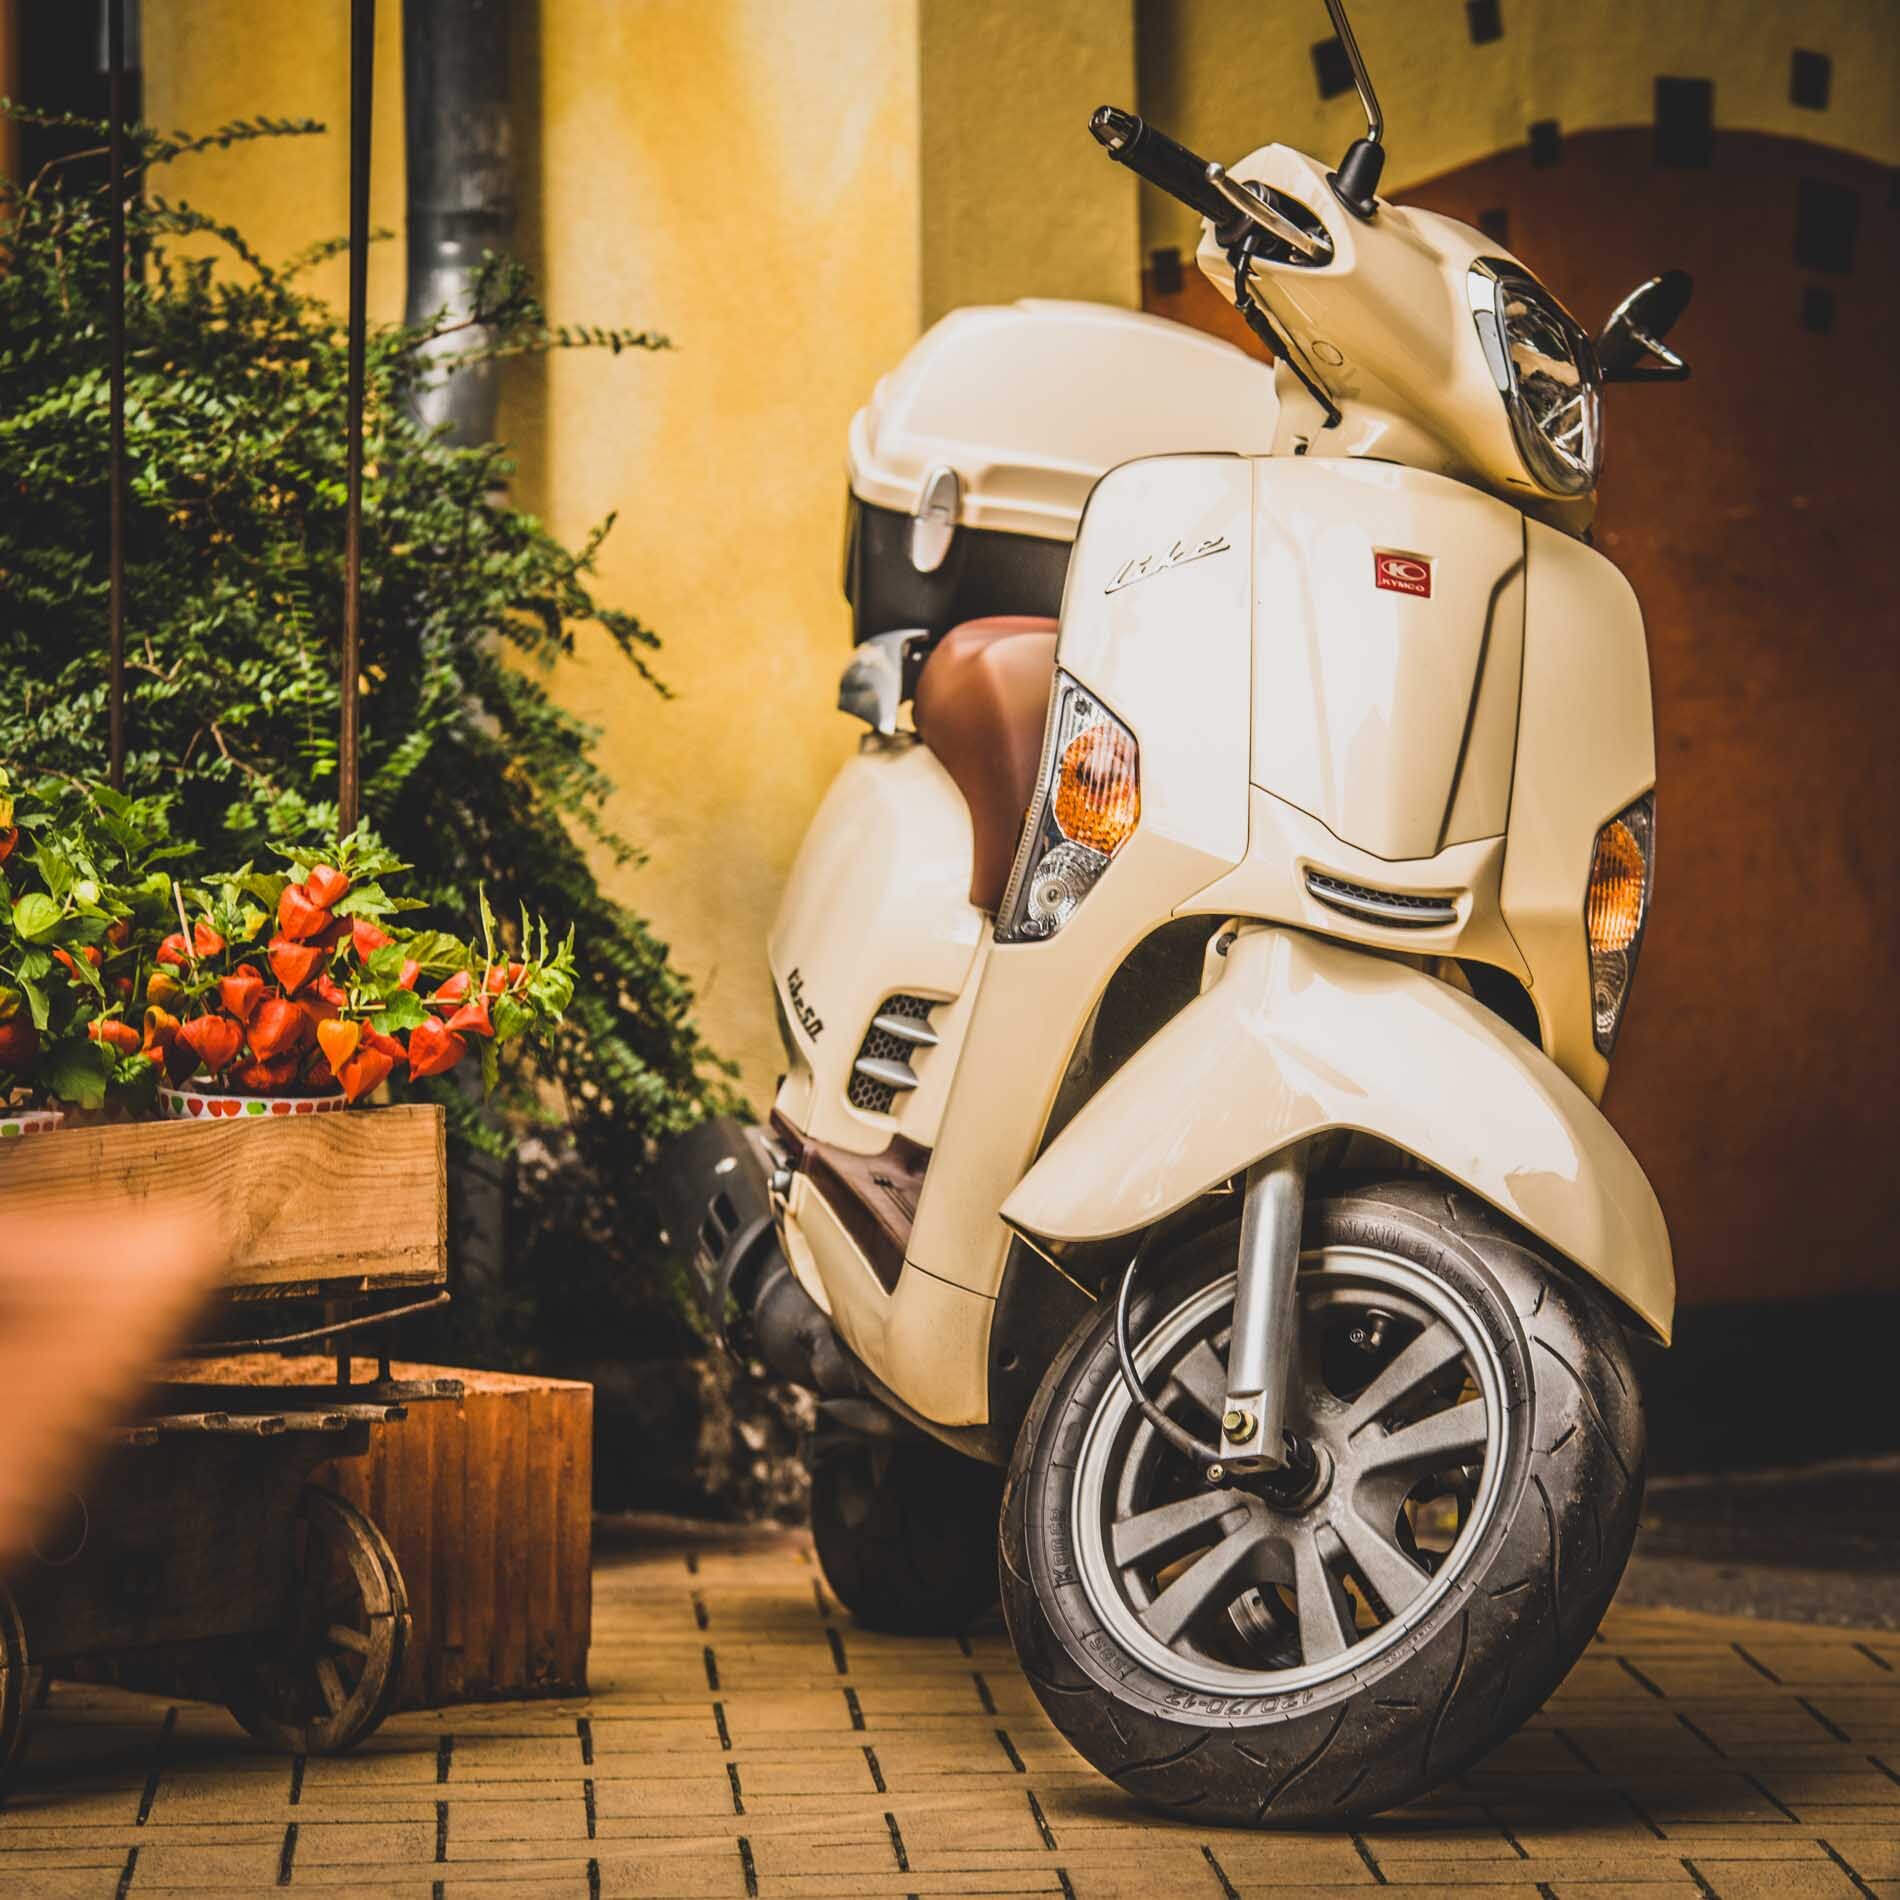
(1001, 926), (1674, 1341)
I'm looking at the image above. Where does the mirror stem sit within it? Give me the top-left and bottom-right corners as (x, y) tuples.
(1323, 0), (1383, 146)
(1322, 0), (1385, 218)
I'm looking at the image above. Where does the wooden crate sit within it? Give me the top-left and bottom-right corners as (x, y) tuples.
(0, 1105), (445, 1295)
(177, 1356), (593, 1706)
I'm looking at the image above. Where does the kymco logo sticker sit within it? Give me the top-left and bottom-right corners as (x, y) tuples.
(1374, 551), (1432, 598)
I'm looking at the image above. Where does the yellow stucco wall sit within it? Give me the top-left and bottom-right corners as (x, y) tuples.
(141, 0), (409, 321)
(514, 2), (924, 1097)
(918, 0), (1139, 322)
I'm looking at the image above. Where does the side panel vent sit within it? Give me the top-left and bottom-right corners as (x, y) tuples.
(1305, 870), (1460, 928)
(848, 993), (938, 1113)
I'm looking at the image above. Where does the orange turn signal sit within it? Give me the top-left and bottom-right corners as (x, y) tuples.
(1054, 724), (1139, 856)
(1586, 817), (1646, 954)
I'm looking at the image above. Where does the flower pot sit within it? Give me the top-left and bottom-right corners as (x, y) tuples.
(159, 1085), (346, 1121)
(0, 1107), (65, 1139)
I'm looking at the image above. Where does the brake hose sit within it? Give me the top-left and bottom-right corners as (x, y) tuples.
(1113, 1219), (1227, 1471)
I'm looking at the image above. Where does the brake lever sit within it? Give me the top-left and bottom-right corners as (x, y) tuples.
(1602, 324), (1691, 383)
(1205, 163), (1327, 262)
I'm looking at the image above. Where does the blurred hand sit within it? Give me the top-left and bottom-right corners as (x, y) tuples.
(0, 1202), (225, 1578)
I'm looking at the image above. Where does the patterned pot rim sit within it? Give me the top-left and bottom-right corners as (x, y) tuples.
(0, 1106), (66, 1138)
(159, 1085), (347, 1121)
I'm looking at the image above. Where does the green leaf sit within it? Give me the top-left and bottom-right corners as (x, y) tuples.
(11, 892), (62, 943)
(18, 975), (50, 1031)
(237, 871), (289, 910)
(333, 882), (394, 919)
(42, 1035), (110, 1110)
(110, 1050), (160, 1109)
(491, 992), (532, 1043)
(371, 988), (429, 1033)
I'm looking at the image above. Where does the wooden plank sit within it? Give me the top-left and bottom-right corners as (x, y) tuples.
(555, 1373), (592, 1692)
(435, 1384), (468, 1702)
(495, 1376), (529, 1695)
(525, 1384), (557, 1689)
(463, 1379), (499, 1699)
(396, 1366), (434, 1707)
(9, 1437), (341, 1659)
(0, 1105), (445, 1291)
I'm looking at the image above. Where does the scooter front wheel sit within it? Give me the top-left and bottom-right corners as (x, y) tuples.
(1000, 1175), (1644, 1825)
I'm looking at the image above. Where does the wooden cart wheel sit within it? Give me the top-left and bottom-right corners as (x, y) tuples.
(224, 1485), (410, 1755)
(0, 1585), (28, 1781)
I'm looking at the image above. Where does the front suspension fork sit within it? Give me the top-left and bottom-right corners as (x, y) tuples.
(1218, 1141), (1309, 1471)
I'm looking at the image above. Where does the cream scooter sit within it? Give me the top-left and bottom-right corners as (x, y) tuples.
(673, 0), (1692, 1824)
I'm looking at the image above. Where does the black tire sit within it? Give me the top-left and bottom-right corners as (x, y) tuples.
(1000, 1176), (1644, 1826)
(810, 1432), (1005, 1634)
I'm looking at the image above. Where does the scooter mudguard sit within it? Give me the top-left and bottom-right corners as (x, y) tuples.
(1000, 924), (1674, 1342)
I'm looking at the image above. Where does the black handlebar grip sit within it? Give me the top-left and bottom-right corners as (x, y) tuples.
(1089, 104), (1231, 225)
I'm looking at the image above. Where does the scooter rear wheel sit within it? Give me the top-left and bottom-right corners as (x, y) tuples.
(1000, 1175), (1644, 1825)
(810, 1431), (1005, 1634)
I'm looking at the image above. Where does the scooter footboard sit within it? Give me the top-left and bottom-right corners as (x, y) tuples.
(1000, 925), (1674, 1341)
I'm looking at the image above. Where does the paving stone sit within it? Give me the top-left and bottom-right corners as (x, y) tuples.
(1683, 1863), (1870, 1897)
(0, 1873), (124, 1900)
(291, 1818), (439, 1865)
(111, 1836), (285, 1886)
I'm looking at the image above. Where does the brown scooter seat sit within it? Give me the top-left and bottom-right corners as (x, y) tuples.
(913, 616), (1059, 912)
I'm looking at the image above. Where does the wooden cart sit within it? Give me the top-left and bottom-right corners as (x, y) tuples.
(0, 1104), (453, 1780)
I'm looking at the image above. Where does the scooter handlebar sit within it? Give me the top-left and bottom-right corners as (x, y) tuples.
(1089, 105), (1232, 226)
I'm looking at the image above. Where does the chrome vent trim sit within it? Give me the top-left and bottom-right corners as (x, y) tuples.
(852, 1056), (920, 1091)
(1305, 870), (1460, 929)
(848, 993), (937, 1113)
(871, 1012), (938, 1048)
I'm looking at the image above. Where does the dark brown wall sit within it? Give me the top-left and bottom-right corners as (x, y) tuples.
(1146, 128), (1900, 1310)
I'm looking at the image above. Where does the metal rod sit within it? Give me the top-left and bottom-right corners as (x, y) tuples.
(339, 0), (376, 832)
(182, 1291), (449, 1354)
(106, 0), (127, 789)
(1322, 0), (1384, 146)
(1220, 1142), (1310, 1470)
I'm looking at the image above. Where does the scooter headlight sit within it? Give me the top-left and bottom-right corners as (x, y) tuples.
(1586, 793), (1655, 1055)
(996, 675), (1139, 943)
(1469, 260), (1601, 497)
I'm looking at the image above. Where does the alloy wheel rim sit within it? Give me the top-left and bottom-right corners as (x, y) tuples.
(1070, 1246), (1510, 1697)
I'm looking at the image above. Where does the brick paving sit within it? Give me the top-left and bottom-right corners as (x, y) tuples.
(1, 1526), (1897, 1898)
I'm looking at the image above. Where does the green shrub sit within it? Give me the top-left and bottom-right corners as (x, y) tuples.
(0, 108), (732, 1361)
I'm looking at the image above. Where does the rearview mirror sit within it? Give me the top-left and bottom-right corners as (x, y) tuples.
(1598, 271), (1694, 383)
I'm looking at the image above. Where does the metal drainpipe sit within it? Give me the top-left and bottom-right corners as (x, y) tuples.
(402, 0), (514, 445)
(402, 0), (515, 1319)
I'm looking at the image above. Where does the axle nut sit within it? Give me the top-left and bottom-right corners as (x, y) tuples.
(1222, 1407), (1257, 1443)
